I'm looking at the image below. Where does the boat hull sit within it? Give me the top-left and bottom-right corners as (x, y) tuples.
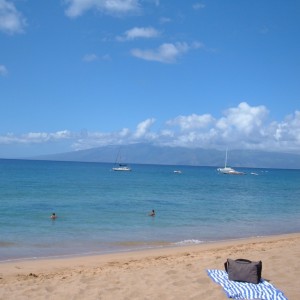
(112, 167), (131, 171)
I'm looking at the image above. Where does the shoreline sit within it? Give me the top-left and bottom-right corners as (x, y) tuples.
(0, 232), (300, 265)
(1, 233), (299, 299)
(1, 231), (298, 264)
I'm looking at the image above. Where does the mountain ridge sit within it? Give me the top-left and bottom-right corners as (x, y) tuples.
(31, 143), (300, 169)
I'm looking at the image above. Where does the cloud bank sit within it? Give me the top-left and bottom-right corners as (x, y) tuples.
(1, 103), (300, 155)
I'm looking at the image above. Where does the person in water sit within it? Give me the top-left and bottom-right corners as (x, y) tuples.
(50, 212), (57, 219)
(149, 209), (155, 216)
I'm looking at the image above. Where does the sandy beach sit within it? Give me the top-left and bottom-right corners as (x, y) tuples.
(0, 233), (299, 300)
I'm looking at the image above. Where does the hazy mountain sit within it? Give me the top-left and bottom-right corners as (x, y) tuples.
(32, 143), (300, 169)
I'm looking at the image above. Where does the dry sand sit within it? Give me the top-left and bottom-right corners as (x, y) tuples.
(0, 233), (299, 300)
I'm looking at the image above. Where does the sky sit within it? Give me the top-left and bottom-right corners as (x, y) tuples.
(0, 0), (300, 158)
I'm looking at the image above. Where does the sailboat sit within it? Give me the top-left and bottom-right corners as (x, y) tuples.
(112, 149), (131, 171)
(217, 149), (245, 175)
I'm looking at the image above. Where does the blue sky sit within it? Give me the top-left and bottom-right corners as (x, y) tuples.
(0, 0), (300, 158)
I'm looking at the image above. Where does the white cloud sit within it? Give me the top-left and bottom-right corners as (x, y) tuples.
(133, 118), (156, 138)
(131, 42), (193, 63)
(272, 111), (300, 147)
(72, 119), (157, 150)
(83, 53), (112, 62)
(159, 17), (171, 24)
(102, 54), (111, 61)
(0, 130), (72, 144)
(166, 114), (214, 131)
(0, 0), (26, 34)
(83, 53), (98, 62)
(1, 103), (300, 154)
(193, 3), (205, 10)
(26, 130), (72, 142)
(191, 41), (204, 49)
(0, 64), (8, 76)
(216, 102), (268, 134)
(64, 0), (141, 18)
(117, 26), (160, 41)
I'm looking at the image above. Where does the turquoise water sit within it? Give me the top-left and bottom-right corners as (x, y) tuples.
(1, 159), (300, 261)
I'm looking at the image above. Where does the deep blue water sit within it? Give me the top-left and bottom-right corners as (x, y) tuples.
(1, 159), (300, 261)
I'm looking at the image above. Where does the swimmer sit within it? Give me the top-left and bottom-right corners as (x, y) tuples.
(149, 209), (155, 217)
(50, 212), (57, 219)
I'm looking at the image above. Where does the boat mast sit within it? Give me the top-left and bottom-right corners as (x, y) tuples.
(114, 148), (121, 165)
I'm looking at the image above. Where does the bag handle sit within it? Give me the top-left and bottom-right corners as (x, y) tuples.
(224, 258), (253, 272)
(235, 259), (252, 264)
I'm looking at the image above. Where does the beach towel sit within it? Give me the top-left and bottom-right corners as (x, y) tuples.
(207, 269), (287, 300)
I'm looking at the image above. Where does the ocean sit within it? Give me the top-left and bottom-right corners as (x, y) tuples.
(1, 159), (300, 261)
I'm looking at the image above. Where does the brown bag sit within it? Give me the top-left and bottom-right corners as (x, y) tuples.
(224, 258), (262, 284)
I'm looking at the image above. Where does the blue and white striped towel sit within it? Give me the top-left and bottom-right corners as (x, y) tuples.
(207, 269), (287, 300)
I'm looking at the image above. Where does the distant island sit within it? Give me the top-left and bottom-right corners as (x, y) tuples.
(30, 143), (300, 170)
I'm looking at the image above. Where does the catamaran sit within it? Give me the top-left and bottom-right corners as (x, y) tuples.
(217, 149), (245, 175)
